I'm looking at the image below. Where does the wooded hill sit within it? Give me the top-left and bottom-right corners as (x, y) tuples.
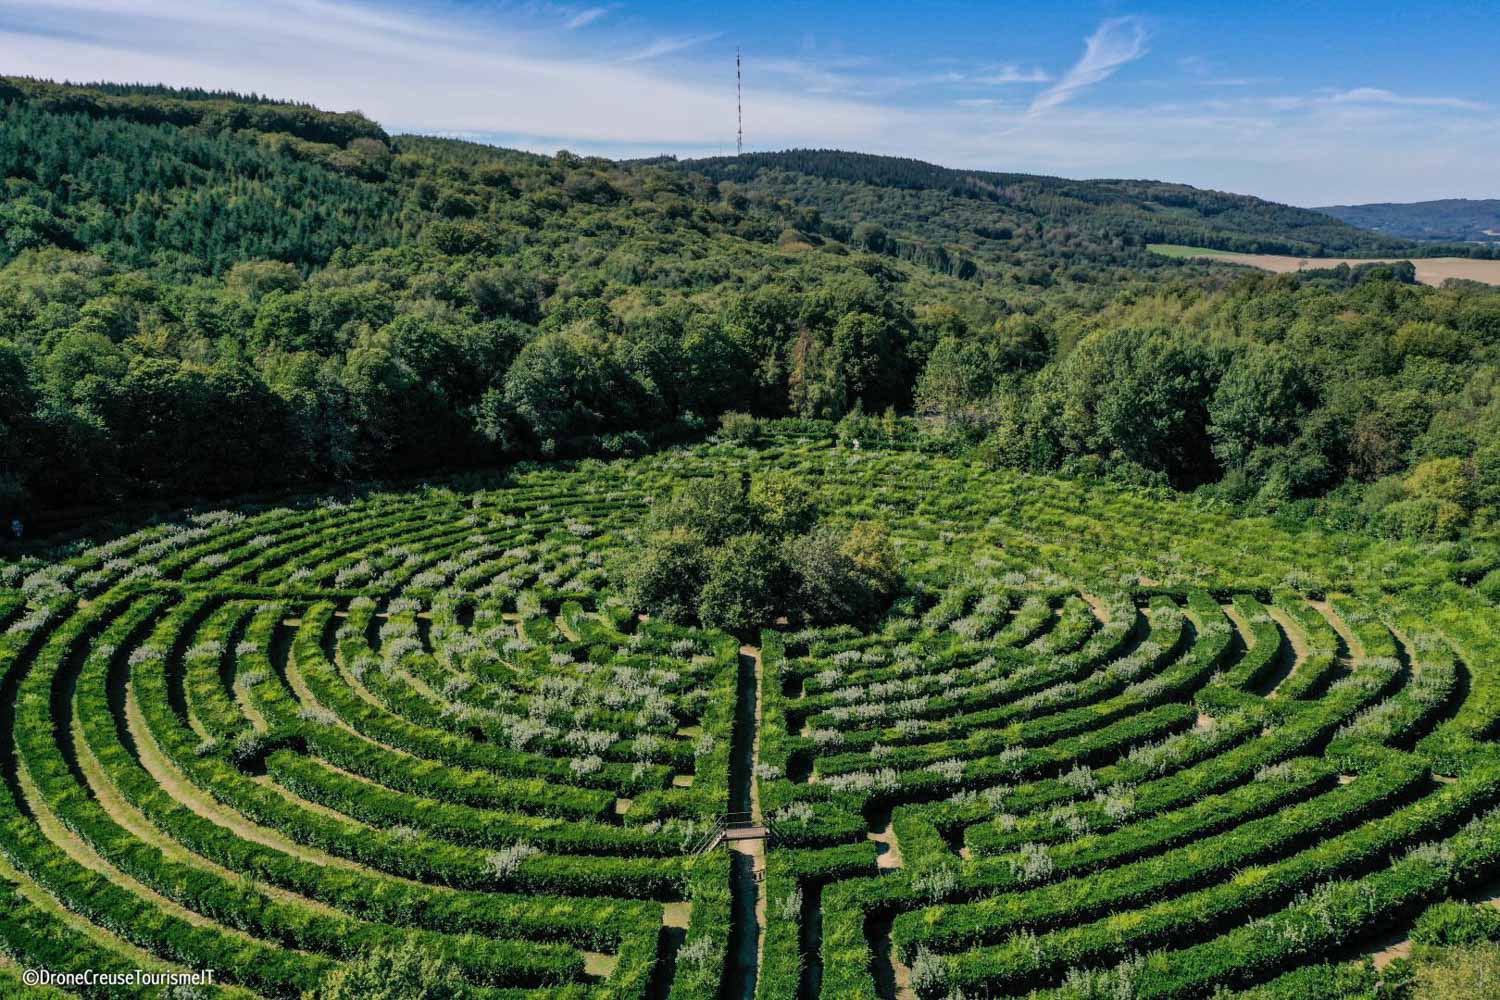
(1318, 198), (1500, 244)
(676, 148), (1414, 266)
(4, 77), (1500, 552)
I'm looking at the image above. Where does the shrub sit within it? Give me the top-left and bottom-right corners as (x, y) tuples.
(1413, 901), (1500, 947)
(1412, 942), (1500, 1000)
(1476, 568), (1500, 605)
(317, 937), (465, 1000)
(719, 410), (764, 445)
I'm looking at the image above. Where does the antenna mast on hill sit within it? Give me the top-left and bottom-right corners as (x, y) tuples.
(736, 47), (743, 156)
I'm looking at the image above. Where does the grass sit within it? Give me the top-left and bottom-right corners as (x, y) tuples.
(1147, 242), (1246, 258)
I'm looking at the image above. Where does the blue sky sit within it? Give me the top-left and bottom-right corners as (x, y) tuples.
(3, 0), (1497, 205)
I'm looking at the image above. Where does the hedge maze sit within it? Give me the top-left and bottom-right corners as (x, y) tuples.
(3, 438), (1500, 998)
(762, 584), (1499, 999)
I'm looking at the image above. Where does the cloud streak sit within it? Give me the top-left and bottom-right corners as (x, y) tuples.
(974, 65), (1050, 85)
(1327, 87), (1485, 111)
(0, 0), (888, 148)
(1029, 17), (1148, 116)
(619, 33), (721, 63)
(565, 7), (608, 30)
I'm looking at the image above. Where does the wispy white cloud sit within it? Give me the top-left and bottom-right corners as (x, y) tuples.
(619, 33), (721, 63)
(1327, 87), (1485, 110)
(0, 1), (884, 148)
(1029, 17), (1148, 116)
(973, 65), (1050, 85)
(565, 7), (608, 30)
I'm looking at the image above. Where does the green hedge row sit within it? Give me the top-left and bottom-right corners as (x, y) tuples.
(961, 753), (1334, 866)
(1268, 592), (1343, 700)
(1, 590), (331, 997)
(896, 756), (1425, 957)
(0, 876), (185, 1000)
(146, 605), (689, 900)
(943, 766), (1500, 995)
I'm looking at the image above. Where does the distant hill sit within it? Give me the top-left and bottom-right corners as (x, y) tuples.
(673, 149), (1413, 281)
(1317, 198), (1500, 243)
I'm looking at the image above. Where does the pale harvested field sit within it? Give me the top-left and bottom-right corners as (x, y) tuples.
(1188, 251), (1500, 287)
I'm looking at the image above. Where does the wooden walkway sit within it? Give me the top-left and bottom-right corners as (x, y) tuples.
(721, 826), (769, 843)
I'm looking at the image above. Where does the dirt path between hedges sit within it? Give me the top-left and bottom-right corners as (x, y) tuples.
(723, 644), (766, 999)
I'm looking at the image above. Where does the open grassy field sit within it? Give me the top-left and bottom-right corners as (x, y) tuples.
(1147, 244), (1245, 259)
(3, 427), (1499, 998)
(1149, 243), (1500, 286)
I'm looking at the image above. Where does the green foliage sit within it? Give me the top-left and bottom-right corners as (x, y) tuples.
(7, 74), (1500, 566)
(1411, 942), (1500, 1000)
(717, 410), (764, 445)
(6, 430), (1500, 997)
(696, 532), (788, 632)
(747, 471), (817, 537)
(788, 524), (893, 625)
(624, 472), (899, 631)
(1208, 343), (1313, 468)
(628, 525), (711, 623)
(1319, 197), (1500, 244)
(315, 937), (465, 1000)
(684, 149), (1415, 262)
(1413, 901), (1500, 947)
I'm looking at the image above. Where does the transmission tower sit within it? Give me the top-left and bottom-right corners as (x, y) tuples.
(736, 47), (742, 156)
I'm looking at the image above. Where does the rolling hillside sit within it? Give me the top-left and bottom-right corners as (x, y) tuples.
(1318, 198), (1500, 243)
(675, 149), (1414, 275)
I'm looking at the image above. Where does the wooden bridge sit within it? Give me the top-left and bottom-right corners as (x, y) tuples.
(690, 811), (777, 855)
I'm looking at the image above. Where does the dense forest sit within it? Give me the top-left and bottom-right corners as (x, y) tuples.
(3, 77), (1500, 548)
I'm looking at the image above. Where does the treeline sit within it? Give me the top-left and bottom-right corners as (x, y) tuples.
(1319, 198), (1500, 245)
(0, 76), (385, 146)
(916, 265), (1500, 540)
(0, 103), (404, 272)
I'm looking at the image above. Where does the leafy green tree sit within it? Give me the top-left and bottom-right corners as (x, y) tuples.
(624, 526), (709, 624)
(1347, 389), (1431, 480)
(503, 327), (632, 442)
(1208, 344), (1313, 469)
(916, 335), (1005, 426)
(1033, 327), (1224, 486)
(840, 519), (899, 592)
(696, 533), (789, 633)
(624, 474), (900, 632)
(749, 471), (816, 537)
(466, 266), (541, 323)
(650, 475), (755, 547)
(851, 221), (888, 253)
(790, 523), (895, 626)
(678, 317), (755, 415)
